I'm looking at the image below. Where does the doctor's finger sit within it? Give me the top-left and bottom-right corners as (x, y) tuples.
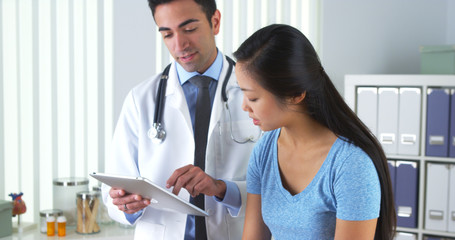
(172, 173), (197, 196)
(109, 187), (126, 198)
(166, 164), (193, 188)
(112, 194), (142, 206)
(123, 199), (151, 213)
(184, 170), (209, 197)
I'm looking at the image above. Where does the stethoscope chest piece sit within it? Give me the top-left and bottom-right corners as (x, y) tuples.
(150, 56), (235, 144)
(148, 123), (166, 144)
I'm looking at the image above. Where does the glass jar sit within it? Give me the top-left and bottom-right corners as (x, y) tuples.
(53, 177), (89, 226)
(92, 185), (113, 224)
(39, 209), (63, 234)
(76, 191), (101, 234)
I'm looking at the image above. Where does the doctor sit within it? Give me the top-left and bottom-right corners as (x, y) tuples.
(101, 0), (259, 239)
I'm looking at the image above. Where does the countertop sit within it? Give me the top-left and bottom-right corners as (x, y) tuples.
(0, 223), (135, 240)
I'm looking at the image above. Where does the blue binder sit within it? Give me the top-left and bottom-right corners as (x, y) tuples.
(426, 88), (450, 157)
(450, 89), (455, 157)
(388, 160), (397, 213)
(388, 160), (397, 199)
(395, 161), (418, 228)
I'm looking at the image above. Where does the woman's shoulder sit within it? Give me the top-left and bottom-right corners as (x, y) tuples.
(331, 137), (374, 168)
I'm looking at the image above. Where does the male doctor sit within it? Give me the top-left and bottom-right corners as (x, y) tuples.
(101, 0), (258, 239)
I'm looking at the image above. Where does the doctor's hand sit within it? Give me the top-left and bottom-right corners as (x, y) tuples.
(109, 187), (151, 214)
(166, 164), (227, 200)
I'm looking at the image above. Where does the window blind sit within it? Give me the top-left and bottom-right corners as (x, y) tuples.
(0, 0), (318, 224)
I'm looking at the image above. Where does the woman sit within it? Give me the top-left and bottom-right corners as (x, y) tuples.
(234, 24), (396, 240)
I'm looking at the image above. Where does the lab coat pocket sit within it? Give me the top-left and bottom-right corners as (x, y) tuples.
(216, 120), (259, 179)
(134, 221), (165, 240)
(225, 214), (245, 240)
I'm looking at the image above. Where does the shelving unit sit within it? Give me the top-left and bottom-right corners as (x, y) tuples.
(344, 74), (455, 240)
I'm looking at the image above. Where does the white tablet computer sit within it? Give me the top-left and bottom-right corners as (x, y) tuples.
(90, 172), (209, 217)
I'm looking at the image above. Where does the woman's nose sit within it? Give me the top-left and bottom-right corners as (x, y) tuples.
(241, 96), (250, 112)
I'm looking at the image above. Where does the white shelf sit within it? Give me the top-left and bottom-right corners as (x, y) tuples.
(344, 74), (455, 240)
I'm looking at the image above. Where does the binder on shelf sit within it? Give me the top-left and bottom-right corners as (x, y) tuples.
(394, 232), (417, 240)
(398, 88), (421, 156)
(450, 89), (455, 157)
(426, 88), (450, 157)
(396, 161), (418, 228)
(356, 87), (378, 136)
(378, 88), (399, 155)
(425, 163), (450, 232)
(423, 237), (443, 240)
(388, 160), (397, 198)
(449, 164), (455, 232)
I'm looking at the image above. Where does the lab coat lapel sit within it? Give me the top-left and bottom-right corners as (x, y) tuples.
(165, 63), (193, 136)
(208, 56), (233, 145)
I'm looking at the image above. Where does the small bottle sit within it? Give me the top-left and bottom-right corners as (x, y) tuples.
(39, 209), (63, 234)
(47, 216), (56, 236)
(57, 215), (67, 236)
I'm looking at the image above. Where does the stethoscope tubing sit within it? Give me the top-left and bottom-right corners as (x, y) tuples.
(153, 64), (171, 126)
(151, 56), (235, 143)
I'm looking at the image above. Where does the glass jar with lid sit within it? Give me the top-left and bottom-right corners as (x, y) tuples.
(53, 177), (89, 226)
(92, 185), (113, 224)
(39, 209), (63, 234)
(76, 191), (101, 234)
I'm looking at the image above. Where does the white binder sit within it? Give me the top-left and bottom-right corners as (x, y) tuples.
(397, 88), (421, 156)
(449, 164), (455, 232)
(378, 88), (399, 155)
(393, 232), (416, 240)
(356, 87), (378, 136)
(425, 163), (450, 231)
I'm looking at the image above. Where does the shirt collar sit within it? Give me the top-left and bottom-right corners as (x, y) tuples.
(176, 49), (223, 85)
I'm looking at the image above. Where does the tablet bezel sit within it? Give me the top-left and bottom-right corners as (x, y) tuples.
(90, 172), (209, 217)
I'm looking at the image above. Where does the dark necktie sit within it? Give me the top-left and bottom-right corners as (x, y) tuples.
(188, 75), (212, 240)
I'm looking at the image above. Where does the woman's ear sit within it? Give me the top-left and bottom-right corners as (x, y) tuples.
(290, 92), (306, 104)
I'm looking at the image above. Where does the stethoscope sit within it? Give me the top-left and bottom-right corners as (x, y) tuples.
(147, 56), (262, 144)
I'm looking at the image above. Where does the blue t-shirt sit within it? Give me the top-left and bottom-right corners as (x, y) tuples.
(247, 129), (381, 240)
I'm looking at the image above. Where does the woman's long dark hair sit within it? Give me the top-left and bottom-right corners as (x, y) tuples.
(234, 24), (396, 240)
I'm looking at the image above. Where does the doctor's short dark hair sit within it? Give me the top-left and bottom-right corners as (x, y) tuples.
(147, 0), (217, 26)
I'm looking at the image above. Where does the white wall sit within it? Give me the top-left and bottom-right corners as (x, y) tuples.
(320, 0), (452, 95)
(112, 0), (157, 123)
(111, 0), (455, 118)
(448, 0), (455, 43)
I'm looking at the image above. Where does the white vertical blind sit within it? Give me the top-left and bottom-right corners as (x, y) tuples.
(0, 0), (318, 224)
(214, 0), (317, 64)
(1, 0), (113, 223)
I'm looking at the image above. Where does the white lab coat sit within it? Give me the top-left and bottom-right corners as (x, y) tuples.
(102, 55), (259, 240)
